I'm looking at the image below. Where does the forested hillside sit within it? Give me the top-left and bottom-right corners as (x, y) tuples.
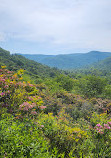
(0, 48), (111, 158)
(77, 56), (111, 78)
(20, 51), (111, 69)
(94, 56), (111, 73)
(0, 47), (61, 79)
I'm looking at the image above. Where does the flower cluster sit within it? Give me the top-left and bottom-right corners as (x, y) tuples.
(39, 106), (47, 110)
(19, 102), (37, 111)
(0, 66), (46, 118)
(104, 123), (111, 129)
(95, 122), (111, 134)
(31, 110), (37, 115)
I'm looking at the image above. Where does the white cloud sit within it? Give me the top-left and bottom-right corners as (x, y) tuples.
(0, 0), (111, 53)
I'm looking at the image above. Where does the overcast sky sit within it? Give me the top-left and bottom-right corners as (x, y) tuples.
(0, 0), (111, 54)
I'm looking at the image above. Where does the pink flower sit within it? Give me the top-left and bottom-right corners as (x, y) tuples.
(23, 107), (28, 111)
(0, 92), (5, 96)
(31, 111), (37, 115)
(32, 103), (36, 107)
(39, 106), (46, 109)
(19, 102), (37, 111)
(28, 104), (33, 109)
(96, 124), (102, 128)
(4, 85), (9, 88)
(28, 96), (33, 101)
(28, 84), (34, 87)
(1, 79), (5, 82)
(108, 122), (111, 126)
(41, 125), (44, 128)
(7, 71), (12, 74)
(104, 124), (111, 129)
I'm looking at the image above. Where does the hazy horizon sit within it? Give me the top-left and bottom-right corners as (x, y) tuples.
(12, 50), (111, 56)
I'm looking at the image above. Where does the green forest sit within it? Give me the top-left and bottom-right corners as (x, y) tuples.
(0, 48), (111, 158)
(20, 51), (111, 69)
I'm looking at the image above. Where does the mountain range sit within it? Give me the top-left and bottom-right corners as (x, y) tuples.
(19, 51), (111, 69)
(1, 47), (111, 73)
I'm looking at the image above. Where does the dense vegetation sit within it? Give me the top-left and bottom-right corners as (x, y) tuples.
(20, 51), (111, 69)
(0, 48), (111, 157)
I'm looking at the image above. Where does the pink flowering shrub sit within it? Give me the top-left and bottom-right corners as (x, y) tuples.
(0, 66), (46, 118)
(94, 122), (111, 134)
(86, 113), (111, 157)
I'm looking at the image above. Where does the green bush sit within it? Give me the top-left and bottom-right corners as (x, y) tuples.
(78, 75), (107, 97)
(0, 114), (54, 158)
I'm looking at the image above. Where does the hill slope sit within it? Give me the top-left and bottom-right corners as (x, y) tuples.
(20, 51), (111, 69)
(94, 56), (111, 73)
(0, 47), (61, 78)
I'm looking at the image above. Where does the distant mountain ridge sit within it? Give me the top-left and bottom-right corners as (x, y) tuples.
(19, 51), (111, 69)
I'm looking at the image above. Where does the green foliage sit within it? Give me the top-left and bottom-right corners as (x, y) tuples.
(102, 85), (111, 99)
(77, 75), (107, 97)
(38, 112), (87, 157)
(0, 114), (55, 158)
(44, 78), (64, 94)
(55, 74), (74, 91)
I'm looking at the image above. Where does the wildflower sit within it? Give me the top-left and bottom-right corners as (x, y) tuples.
(38, 97), (41, 99)
(32, 103), (36, 107)
(0, 92), (5, 96)
(104, 124), (111, 129)
(31, 111), (37, 115)
(1, 79), (5, 82)
(4, 85), (9, 88)
(27, 96), (33, 101)
(108, 122), (111, 126)
(19, 102), (30, 111)
(7, 71), (12, 74)
(39, 106), (46, 109)
(41, 125), (44, 128)
(19, 102), (37, 111)
(96, 124), (102, 128)
(28, 84), (34, 87)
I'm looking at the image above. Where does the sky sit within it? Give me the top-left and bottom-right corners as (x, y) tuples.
(0, 0), (111, 55)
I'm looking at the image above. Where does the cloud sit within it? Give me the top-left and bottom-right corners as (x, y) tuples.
(0, 0), (111, 53)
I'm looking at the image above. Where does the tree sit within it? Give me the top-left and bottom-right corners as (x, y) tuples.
(78, 75), (107, 97)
